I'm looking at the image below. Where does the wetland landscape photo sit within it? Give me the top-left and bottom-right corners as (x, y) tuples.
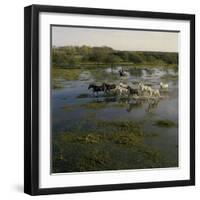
(51, 26), (179, 173)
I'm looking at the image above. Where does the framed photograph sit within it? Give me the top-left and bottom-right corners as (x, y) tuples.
(24, 4), (195, 195)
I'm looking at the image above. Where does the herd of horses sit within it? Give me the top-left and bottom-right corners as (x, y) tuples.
(88, 81), (168, 98)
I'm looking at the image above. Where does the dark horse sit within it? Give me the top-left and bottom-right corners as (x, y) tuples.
(127, 86), (139, 96)
(102, 83), (116, 93)
(118, 69), (125, 77)
(88, 84), (105, 96)
(118, 69), (127, 77)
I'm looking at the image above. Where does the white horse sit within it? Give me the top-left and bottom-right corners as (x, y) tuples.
(151, 89), (160, 98)
(138, 82), (153, 96)
(139, 82), (160, 98)
(119, 82), (128, 89)
(160, 82), (168, 90)
(115, 85), (129, 96)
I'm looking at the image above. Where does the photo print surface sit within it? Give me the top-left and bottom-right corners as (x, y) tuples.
(51, 25), (179, 174)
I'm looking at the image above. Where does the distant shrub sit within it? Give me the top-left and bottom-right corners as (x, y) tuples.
(52, 46), (178, 68)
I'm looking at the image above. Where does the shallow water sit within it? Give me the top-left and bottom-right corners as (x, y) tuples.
(52, 66), (178, 173)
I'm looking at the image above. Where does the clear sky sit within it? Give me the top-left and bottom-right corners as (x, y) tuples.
(52, 26), (178, 52)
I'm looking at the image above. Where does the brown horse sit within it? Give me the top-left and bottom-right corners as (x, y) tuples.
(88, 84), (105, 96)
(102, 83), (116, 93)
(127, 86), (139, 96)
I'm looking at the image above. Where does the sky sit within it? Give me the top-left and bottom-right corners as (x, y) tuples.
(52, 26), (178, 52)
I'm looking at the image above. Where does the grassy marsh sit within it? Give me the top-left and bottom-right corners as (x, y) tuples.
(52, 68), (82, 81)
(76, 93), (91, 98)
(97, 120), (143, 136)
(61, 105), (77, 111)
(52, 80), (64, 89)
(52, 119), (169, 173)
(154, 119), (176, 127)
(80, 102), (108, 109)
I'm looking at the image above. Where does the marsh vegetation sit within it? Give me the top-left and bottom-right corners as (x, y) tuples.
(52, 46), (178, 69)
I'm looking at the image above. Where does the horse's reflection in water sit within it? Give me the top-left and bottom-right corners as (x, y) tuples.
(146, 99), (159, 113)
(126, 98), (160, 113)
(126, 99), (144, 112)
(87, 94), (160, 113)
(104, 97), (118, 103)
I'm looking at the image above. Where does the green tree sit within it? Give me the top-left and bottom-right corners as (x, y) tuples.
(129, 52), (142, 63)
(52, 50), (68, 68)
(89, 47), (107, 63)
(105, 54), (122, 72)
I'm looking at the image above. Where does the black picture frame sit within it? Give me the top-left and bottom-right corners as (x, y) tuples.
(24, 4), (195, 196)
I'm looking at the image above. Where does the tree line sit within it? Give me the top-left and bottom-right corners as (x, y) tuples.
(52, 45), (178, 68)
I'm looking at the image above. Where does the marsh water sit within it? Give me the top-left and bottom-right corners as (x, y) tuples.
(52, 66), (178, 173)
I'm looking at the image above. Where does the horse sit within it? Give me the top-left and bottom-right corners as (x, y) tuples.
(119, 82), (128, 89)
(151, 89), (160, 98)
(138, 82), (153, 96)
(115, 85), (129, 96)
(88, 84), (105, 96)
(102, 83), (116, 93)
(127, 86), (139, 96)
(139, 82), (160, 98)
(118, 69), (128, 77)
(160, 82), (168, 90)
